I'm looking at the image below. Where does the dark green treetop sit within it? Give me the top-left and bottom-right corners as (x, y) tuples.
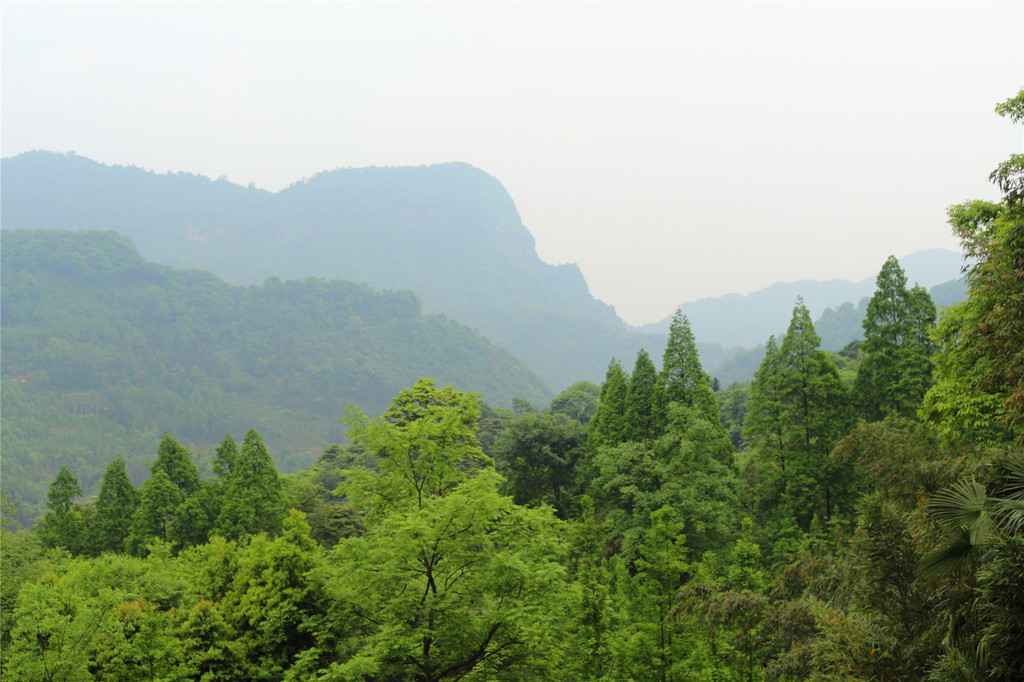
(661, 309), (719, 424)
(46, 465), (81, 515)
(625, 349), (662, 443)
(854, 256), (936, 420)
(585, 359), (630, 454)
(215, 428), (285, 539)
(94, 456), (140, 554)
(212, 434), (238, 480)
(152, 431), (201, 496)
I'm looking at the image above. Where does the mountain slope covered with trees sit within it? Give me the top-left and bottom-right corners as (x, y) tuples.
(1, 154), (658, 390)
(1, 229), (550, 521)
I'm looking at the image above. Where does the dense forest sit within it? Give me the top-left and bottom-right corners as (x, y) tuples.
(1, 92), (1022, 680)
(1, 228), (550, 522)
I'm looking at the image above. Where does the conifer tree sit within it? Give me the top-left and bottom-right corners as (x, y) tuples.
(625, 349), (662, 443)
(586, 359), (630, 454)
(38, 465), (83, 552)
(745, 336), (786, 466)
(660, 309), (719, 425)
(46, 465), (81, 516)
(854, 256), (936, 420)
(94, 456), (139, 553)
(215, 428), (285, 539)
(746, 300), (853, 529)
(152, 431), (201, 496)
(127, 470), (184, 554)
(212, 434), (238, 480)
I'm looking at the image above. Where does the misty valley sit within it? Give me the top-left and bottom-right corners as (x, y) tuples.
(1, 92), (1022, 681)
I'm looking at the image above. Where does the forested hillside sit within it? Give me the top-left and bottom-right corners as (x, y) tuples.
(1, 229), (549, 521)
(1, 153), (660, 390)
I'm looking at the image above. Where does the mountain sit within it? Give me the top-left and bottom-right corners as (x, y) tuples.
(2, 151), (659, 390)
(0, 229), (551, 520)
(636, 249), (968, 348)
(706, 277), (968, 386)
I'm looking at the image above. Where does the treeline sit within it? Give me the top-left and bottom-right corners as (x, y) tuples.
(2, 91), (1022, 681)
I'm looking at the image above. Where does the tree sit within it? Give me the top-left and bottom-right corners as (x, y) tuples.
(212, 434), (238, 480)
(625, 349), (663, 443)
(923, 93), (1024, 443)
(93, 456), (140, 554)
(549, 380), (600, 426)
(585, 359), (630, 455)
(622, 505), (693, 682)
(854, 256), (936, 421)
(46, 465), (81, 516)
(590, 404), (739, 562)
(745, 301), (853, 530)
(127, 470), (183, 554)
(323, 470), (569, 681)
(37, 466), (84, 553)
(219, 510), (323, 680)
(152, 431), (201, 496)
(661, 309), (719, 425)
(491, 411), (585, 517)
(215, 428), (285, 540)
(341, 378), (488, 518)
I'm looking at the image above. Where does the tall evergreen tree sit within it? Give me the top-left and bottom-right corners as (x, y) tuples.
(854, 256), (936, 420)
(127, 470), (184, 554)
(94, 456), (140, 554)
(746, 300), (853, 529)
(152, 431), (201, 496)
(660, 309), (719, 425)
(745, 336), (786, 467)
(625, 349), (662, 443)
(215, 429), (285, 539)
(212, 434), (238, 481)
(586, 359), (630, 453)
(37, 465), (83, 552)
(46, 465), (81, 516)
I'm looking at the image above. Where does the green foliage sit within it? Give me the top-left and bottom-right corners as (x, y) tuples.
(745, 301), (854, 531)
(590, 405), (740, 562)
(323, 467), (570, 680)
(1, 228), (551, 520)
(854, 256), (936, 421)
(491, 411), (586, 517)
(585, 358), (630, 455)
(661, 309), (720, 425)
(341, 378), (488, 518)
(153, 431), (202, 496)
(215, 428), (285, 540)
(716, 384), (750, 451)
(127, 470), (183, 554)
(93, 456), (140, 554)
(625, 349), (662, 443)
(548, 380), (600, 426)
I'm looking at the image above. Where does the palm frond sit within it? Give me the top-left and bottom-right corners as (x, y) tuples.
(928, 477), (989, 528)
(918, 525), (982, 577)
(993, 498), (1024, 534)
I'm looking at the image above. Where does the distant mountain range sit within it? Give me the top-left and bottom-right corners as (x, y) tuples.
(2, 151), (968, 391)
(636, 249), (968, 347)
(2, 151), (660, 391)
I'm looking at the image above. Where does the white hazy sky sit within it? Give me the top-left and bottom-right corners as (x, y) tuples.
(3, 2), (1022, 325)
